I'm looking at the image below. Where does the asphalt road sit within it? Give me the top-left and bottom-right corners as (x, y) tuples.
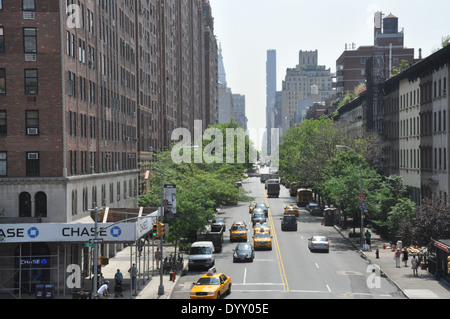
(170, 177), (405, 299)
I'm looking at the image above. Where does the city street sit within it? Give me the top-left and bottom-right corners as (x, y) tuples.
(170, 177), (406, 299)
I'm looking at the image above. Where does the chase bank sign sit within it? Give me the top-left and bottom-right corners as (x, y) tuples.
(0, 222), (137, 244)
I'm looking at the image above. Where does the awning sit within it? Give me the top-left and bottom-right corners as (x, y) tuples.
(0, 208), (159, 244)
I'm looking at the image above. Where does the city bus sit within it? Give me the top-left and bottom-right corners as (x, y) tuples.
(297, 189), (313, 207)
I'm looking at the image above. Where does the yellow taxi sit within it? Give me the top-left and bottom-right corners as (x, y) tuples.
(249, 201), (257, 214)
(190, 268), (232, 299)
(284, 204), (300, 217)
(253, 229), (272, 250)
(229, 221), (248, 242)
(253, 221), (271, 235)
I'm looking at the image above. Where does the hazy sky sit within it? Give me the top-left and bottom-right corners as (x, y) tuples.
(209, 0), (450, 148)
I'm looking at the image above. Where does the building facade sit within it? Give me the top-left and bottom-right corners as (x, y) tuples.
(336, 44), (450, 204)
(336, 12), (416, 96)
(0, 0), (218, 297)
(281, 50), (334, 134)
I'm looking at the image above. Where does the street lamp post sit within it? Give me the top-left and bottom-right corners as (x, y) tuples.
(336, 145), (365, 250)
(87, 205), (103, 299)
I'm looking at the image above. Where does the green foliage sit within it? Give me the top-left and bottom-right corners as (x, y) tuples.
(279, 116), (344, 189)
(386, 198), (417, 236)
(138, 121), (252, 244)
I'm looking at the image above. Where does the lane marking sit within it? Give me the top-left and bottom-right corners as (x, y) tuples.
(263, 184), (289, 292)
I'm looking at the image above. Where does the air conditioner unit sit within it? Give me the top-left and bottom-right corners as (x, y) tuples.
(27, 152), (39, 160)
(27, 127), (39, 135)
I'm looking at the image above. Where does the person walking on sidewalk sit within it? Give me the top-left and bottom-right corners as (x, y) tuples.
(402, 247), (409, 267)
(394, 249), (401, 268)
(155, 248), (161, 270)
(411, 255), (419, 277)
(365, 230), (371, 246)
(128, 264), (137, 290)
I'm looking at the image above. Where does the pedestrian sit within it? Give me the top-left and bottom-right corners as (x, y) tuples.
(128, 263), (137, 290)
(97, 280), (109, 299)
(402, 247), (409, 267)
(365, 230), (371, 246)
(155, 248), (161, 270)
(114, 269), (123, 285)
(394, 249), (401, 268)
(114, 269), (123, 297)
(411, 255), (419, 277)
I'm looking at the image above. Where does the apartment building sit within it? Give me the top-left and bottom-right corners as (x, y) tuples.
(336, 12), (415, 95)
(0, 0), (218, 297)
(281, 50), (334, 134)
(336, 44), (450, 204)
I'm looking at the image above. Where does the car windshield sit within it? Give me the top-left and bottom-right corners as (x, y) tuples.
(256, 204), (267, 209)
(232, 225), (246, 231)
(196, 277), (220, 286)
(255, 233), (270, 239)
(312, 237), (327, 242)
(255, 224), (267, 228)
(253, 213), (265, 218)
(236, 243), (251, 251)
(190, 247), (212, 254)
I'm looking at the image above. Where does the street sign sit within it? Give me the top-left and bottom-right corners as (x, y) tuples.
(359, 194), (365, 201)
(89, 238), (104, 244)
(84, 243), (94, 247)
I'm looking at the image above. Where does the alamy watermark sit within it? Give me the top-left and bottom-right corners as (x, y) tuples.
(170, 120), (279, 167)
(66, 4), (83, 29)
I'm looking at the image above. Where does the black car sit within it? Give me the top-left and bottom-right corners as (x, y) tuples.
(255, 203), (268, 217)
(233, 243), (255, 262)
(281, 214), (297, 231)
(251, 209), (266, 226)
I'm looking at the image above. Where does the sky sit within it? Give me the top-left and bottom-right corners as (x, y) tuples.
(209, 0), (450, 148)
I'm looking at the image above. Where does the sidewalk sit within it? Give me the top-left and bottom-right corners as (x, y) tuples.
(334, 225), (450, 299)
(94, 243), (186, 300)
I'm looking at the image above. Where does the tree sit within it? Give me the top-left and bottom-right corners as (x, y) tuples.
(386, 198), (417, 243)
(279, 116), (345, 190)
(320, 150), (382, 230)
(412, 195), (450, 246)
(442, 35), (450, 48)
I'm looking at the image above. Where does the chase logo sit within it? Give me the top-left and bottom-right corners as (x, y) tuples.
(27, 227), (40, 239)
(110, 226), (122, 238)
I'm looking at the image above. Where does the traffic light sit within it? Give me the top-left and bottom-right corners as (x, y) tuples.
(152, 222), (165, 238)
(157, 222), (165, 238)
(152, 223), (158, 238)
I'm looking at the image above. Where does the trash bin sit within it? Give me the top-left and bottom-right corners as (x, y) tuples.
(323, 209), (334, 226)
(35, 284), (45, 299)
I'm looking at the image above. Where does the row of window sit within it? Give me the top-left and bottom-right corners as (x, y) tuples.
(72, 179), (138, 216)
(399, 147), (448, 171)
(0, 151), (39, 177)
(0, 0), (36, 11)
(0, 110), (39, 136)
(0, 26), (37, 54)
(0, 150), (138, 178)
(68, 150), (137, 176)
(0, 69), (37, 95)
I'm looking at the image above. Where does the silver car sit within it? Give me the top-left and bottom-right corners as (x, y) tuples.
(308, 236), (329, 252)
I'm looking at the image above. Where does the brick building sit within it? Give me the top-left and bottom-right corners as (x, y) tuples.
(0, 0), (218, 297)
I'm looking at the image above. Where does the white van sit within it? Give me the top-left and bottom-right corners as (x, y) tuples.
(188, 241), (215, 271)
